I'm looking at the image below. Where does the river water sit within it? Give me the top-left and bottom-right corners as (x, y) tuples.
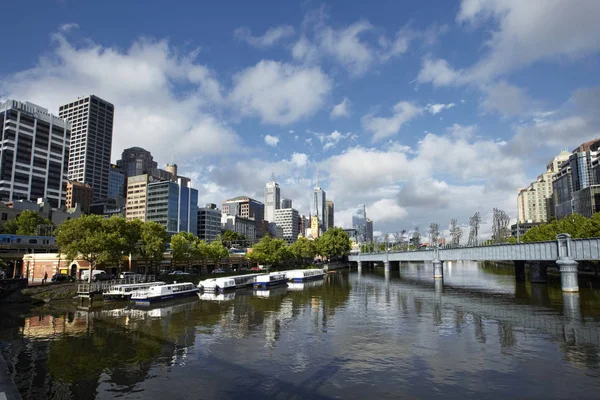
(1, 262), (600, 399)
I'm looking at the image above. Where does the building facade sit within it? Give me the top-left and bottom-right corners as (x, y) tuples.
(352, 204), (367, 242)
(553, 139), (600, 219)
(125, 174), (151, 221)
(59, 95), (114, 201)
(221, 214), (256, 241)
(198, 203), (221, 242)
(116, 147), (158, 180)
(326, 200), (334, 230)
(65, 181), (93, 214)
(108, 164), (125, 199)
(0, 100), (70, 207)
(366, 218), (374, 242)
(310, 184), (326, 232)
(517, 151), (570, 223)
(264, 174), (280, 223)
(146, 178), (198, 235)
(274, 207), (299, 244)
(281, 198), (292, 209)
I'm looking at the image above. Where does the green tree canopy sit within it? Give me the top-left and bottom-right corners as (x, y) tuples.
(170, 232), (199, 270)
(316, 227), (351, 259)
(247, 235), (290, 267)
(522, 213), (597, 242)
(3, 210), (53, 235)
(207, 239), (229, 265)
(55, 215), (116, 282)
(288, 237), (317, 264)
(138, 221), (168, 273)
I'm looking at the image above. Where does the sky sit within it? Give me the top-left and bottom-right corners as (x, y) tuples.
(1, 0), (600, 241)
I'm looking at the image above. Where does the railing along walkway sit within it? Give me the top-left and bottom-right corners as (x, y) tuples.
(77, 275), (156, 296)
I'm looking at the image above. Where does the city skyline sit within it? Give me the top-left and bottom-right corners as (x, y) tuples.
(1, 1), (600, 237)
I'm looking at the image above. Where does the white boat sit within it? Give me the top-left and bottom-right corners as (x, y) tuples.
(103, 281), (166, 301)
(130, 282), (198, 305)
(284, 268), (325, 282)
(253, 272), (288, 289)
(198, 273), (264, 292)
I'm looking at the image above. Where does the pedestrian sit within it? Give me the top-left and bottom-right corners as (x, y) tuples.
(43, 272), (48, 285)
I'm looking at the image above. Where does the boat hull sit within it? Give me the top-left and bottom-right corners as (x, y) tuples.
(253, 278), (288, 289)
(103, 294), (131, 301)
(290, 273), (325, 282)
(133, 289), (199, 305)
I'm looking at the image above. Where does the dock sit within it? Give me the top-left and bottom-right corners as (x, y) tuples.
(77, 275), (156, 301)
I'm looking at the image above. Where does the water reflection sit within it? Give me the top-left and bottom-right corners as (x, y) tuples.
(1, 265), (600, 399)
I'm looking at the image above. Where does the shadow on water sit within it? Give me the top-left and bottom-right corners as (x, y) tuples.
(0, 273), (352, 399)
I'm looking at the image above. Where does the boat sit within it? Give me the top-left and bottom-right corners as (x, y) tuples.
(284, 268), (325, 282)
(198, 273), (264, 292)
(253, 272), (288, 289)
(130, 282), (198, 305)
(103, 281), (166, 301)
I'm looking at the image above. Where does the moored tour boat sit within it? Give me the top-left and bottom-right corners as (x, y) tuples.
(103, 281), (166, 301)
(198, 273), (264, 292)
(284, 268), (325, 282)
(253, 272), (288, 289)
(131, 282), (198, 305)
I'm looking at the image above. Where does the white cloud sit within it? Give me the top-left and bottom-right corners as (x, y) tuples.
(309, 129), (356, 151)
(291, 36), (319, 63)
(330, 97), (350, 119)
(59, 23), (79, 32)
(230, 60), (332, 125)
(378, 28), (415, 61)
(457, 0), (600, 83)
(264, 135), (279, 147)
(425, 102), (455, 115)
(446, 124), (476, 140)
(362, 101), (423, 140)
(481, 81), (536, 116)
(319, 21), (375, 76)
(0, 31), (239, 163)
(416, 57), (462, 87)
(290, 152), (309, 167)
(289, 129), (295, 134)
(234, 25), (295, 48)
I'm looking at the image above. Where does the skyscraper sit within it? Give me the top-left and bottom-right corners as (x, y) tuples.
(264, 173), (280, 223)
(281, 198), (292, 209)
(146, 178), (198, 235)
(310, 171), (326, 233)
(108, 164), (125, 199)
(59, 95), (114, 201)
(0, 99), (70, 207)
(326, 200), (334, 230)
(116, 147), (158, 179)
(352, 204), (367, 243)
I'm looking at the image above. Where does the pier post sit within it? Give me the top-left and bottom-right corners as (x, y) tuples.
(514, 260), (525, 282)
(556, 233), (579, 292)
(383, 260), (390, 271)
(433, 260), (443, 279)
(562, 293), (581, 321)
(529, 261), (547, 284)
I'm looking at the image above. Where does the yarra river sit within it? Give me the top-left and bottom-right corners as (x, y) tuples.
(2, 263), (600, 399)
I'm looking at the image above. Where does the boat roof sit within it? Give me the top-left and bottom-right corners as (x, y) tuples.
(110, 281), (165, 289)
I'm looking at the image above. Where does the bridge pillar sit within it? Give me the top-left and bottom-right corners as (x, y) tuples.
(529, 261), (547, 284)
(357, 261), (362, 269)
(433, 259), (443, 279)
(562, 293), (581, 321)
(383, 260), (390, 271)
(556, 233), (579, 293)
(514, 260), (525, 282)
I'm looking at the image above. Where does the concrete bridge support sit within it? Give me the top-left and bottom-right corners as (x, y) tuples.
(384, 260), (390, 271)
(514, 260), (526, 282)
(557, 233), (579, 293)
(433, 259), (443, 279)
(529, 261), (547, 284)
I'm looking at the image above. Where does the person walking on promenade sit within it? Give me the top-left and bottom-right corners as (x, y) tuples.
(43, 272), (48, 285)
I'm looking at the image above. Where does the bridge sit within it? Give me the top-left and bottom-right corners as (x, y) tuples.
(348, 234), (592, 293)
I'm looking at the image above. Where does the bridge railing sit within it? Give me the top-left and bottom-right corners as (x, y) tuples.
(351, 236), (600, 261)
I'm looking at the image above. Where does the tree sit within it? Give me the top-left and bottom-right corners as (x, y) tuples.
(207, 239), (229, 268)
(316, 227), (351, 259)
(3, 210), (53, 235)
(170, 232), (199, 271)
(221, 230), (247, 247)
(288, 237), (317, 265)
(55, 215), (115, 283)
(138, 221), (168, 274)
(247, 235), (290, 267)
(522, 214), (595, 242)
(412, 227), (421, 248)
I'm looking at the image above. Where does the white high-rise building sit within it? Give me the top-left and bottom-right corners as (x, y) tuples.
(59, 95), (114, 201)
(517, 150), (570, 223)
(0, 100), (70, 207)
(310, 172), (326, 233)
(264, 173), (280, 223)
(274, 208), (299, 244)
